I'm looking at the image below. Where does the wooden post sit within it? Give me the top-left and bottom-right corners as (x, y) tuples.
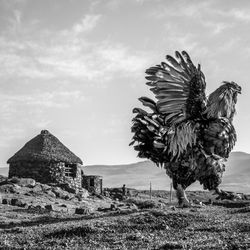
(150, 182), (152, 200)
(170, 181), (173, 203)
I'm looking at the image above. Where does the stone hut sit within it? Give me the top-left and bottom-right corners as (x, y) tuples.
(7, 130), (83, 192)
(82, 175), (103, 194)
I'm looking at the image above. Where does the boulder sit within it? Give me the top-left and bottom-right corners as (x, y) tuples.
(45, 190), (56, 198)
(58, 183), (76, 194)
(110, 203), (118, 211)
(127, 203), (139, 211)
(45, 204), (55, 211)
(11, 198), (26, 207)
(51, 187), (74, 200)
(40, 184), (52, 192)
(0, 184), (19, 194)
(10, 178), (36, 188)
(75, 207), (90, 215)
(2, 198), (11, 205)
(35, 204), (45, 210)
(75, 189), (89, 201)
(32, 184), (43, 194)
(28, 204), (45, 210)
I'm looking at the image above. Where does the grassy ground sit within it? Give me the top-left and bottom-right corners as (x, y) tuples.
(0, 190), (249, 250)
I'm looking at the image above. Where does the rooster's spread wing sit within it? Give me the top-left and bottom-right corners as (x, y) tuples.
(144, 51), (206, 124)
(131, 51), (207, 161)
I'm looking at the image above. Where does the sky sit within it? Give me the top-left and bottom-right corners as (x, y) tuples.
(1, 0), (250, 167)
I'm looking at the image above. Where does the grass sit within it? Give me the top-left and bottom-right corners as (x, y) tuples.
(0, 190), (249, 249)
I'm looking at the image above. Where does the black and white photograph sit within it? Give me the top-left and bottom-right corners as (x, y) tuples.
(0, 0), (249, 249)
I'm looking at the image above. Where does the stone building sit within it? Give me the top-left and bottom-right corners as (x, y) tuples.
(7, 130), (83, 192)
(82, 175), (103, 194)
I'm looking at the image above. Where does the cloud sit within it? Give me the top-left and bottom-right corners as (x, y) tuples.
(72, 15), (101, 34)
(0, 88), (88, 146)
(150, 0), (211, 19)
(0, 127), (25, 147)
(0, 13), (150, 83)
(229, 9), (250, 22)
(0, 90), (86, 111)
(203, 21), (231, 35)
(13, 9), (21, 24)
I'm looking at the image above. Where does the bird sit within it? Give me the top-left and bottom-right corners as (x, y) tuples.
(130, 51), (241, 207)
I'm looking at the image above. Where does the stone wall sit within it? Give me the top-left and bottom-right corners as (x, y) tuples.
(8, 161), (82, 192)
(82, 175), (102, 194)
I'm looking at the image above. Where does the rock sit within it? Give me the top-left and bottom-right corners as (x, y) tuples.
(2, 198), (11, 205)
(32, 184), (43, 193)
(0, 184), (19, 194)
(19, 178), (36, 188)
(28, 204), (45, 210)
(45, 204), (54, 211)
(45, 190), (56, 198)
(170, 206), (176, 211)
(97, 207), (110, 212)
(58, 183), (76, 194)
(128, 203), (139, 211)
(51, 187), (74, 200)
(75, 207), (90, 215)
(76, 188), (89, 199)
(110, 204), (118, 211)
(35, 205), (45, 210)
(53, 206), (71, 213)
(11, 198), (26, 207)
(103, 191), (110, 197)
(192, 199), (201, 205)
(190, 208), (198, 212)
(40, 184), (52, 191)
(159, 241), (184, 249)
(67, 208), (76, 214)
(10, 178), (36, 188)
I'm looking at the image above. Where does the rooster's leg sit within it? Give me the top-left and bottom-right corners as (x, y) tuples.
(176, 184), (190, 207)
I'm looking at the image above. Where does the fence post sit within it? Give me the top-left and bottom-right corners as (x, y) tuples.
(150, 181), (152, 200)
(170, 181), (173, 203)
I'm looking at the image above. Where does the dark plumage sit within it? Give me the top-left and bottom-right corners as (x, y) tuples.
(130, 51), (241, 206)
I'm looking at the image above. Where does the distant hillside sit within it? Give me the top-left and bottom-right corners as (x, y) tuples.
(84, 151), (250, 193)
(0, 151), (249, 193)
(0, 167), (8, 177)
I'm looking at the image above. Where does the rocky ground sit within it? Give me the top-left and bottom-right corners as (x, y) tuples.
(0, 177), (249, 249)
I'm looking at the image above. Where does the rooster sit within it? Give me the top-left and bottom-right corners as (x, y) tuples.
(130, 51), (241, 206)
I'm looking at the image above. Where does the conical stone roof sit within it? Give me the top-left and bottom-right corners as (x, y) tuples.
(7, 130), (83, 164)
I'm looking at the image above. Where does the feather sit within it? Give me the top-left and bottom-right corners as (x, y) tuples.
(132, 107), (148, 115)
(175, 51), (192, 75)
(166, 55), (183, 72)
(139, 97), (157, 112)
(155, 70), (183, 83)
(181, 51), (196, 73)
(155, 81), (186, 89)
(146, 81), (156, 87)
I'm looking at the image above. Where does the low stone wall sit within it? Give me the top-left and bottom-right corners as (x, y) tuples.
(9, 161), (82, 192)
